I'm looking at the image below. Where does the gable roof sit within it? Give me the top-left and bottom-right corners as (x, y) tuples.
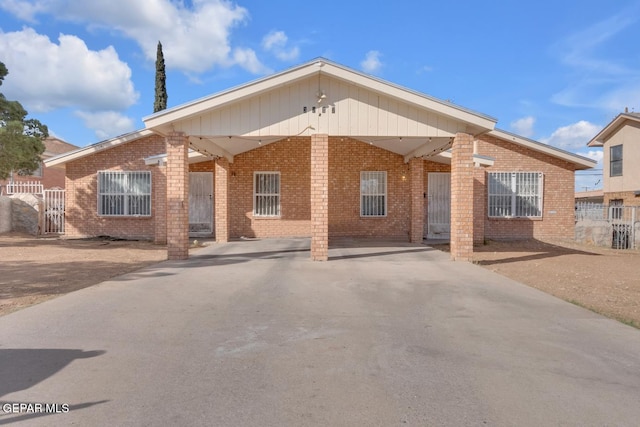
(587, 112), (640, 147)
(143, 58), (497, 134)
(44, 59), (595, 171)
(45, 129), (155, 168)
(489, 129), (596, 170)
(42, 137), (78, 157)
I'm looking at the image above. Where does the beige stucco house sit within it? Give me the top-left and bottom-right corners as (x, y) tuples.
(588, 112), (640, 206)
(45, 59), (596, 260)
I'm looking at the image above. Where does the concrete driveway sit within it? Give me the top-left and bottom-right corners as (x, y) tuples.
(1, 238), (639, 426)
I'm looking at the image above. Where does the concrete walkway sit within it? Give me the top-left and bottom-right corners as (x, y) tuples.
(1, 238), (639, 426)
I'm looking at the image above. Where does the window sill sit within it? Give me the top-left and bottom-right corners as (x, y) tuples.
(488, 216), (543, 221)
(98, 215), (152, 219)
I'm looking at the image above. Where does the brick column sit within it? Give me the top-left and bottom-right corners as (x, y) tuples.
(473, 167), (485, 245)
(153, 165), (167, 244)
(215, 158), (229, 243)
(450, 133), (474, 261)
(410, 157), (424, 243)
(166, 132), (189, 260)
(310, 134), (329, 261)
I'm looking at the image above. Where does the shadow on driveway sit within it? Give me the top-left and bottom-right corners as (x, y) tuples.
(0, 349), (109, 424)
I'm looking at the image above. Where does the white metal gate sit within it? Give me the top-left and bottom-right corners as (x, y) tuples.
(189, 172), (213, 235)
(43, 189), (65, 234)
(425, 172), (451, 239)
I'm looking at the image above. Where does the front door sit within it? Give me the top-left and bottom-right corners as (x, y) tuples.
(426, 172), (451, 239)
(189, 172), (214, 236)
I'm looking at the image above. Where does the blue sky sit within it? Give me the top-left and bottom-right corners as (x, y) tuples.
(1, 0), (639, 190)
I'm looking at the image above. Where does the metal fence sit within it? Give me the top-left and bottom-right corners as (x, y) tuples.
(575, 203), (638, 249)
(6, 181), (44, 195)
(43, 189), (65, 234)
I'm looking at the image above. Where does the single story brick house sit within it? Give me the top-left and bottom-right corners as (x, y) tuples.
(46, 59), (595, 260)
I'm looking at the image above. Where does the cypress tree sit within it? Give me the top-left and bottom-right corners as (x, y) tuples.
(153, 41), (167, 113)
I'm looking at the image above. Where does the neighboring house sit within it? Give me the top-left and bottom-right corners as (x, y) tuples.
(0, 137), (78, 194)
(575, 190), (604, 205)
(45, 59), (595, 261)
(587, 112), (640, 206)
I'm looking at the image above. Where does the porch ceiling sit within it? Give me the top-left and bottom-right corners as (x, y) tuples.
(187, 135), (454, 163)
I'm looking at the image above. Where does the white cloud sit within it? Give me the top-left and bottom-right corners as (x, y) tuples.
(0, 0), (268, 74)
(232, 48), (272, 75)
(75, 111), (136, 140)
(582, 149), (604, 164)
(540, 120), (601, 150)
(361, 50), (382, 74)
(261, 30), (299, 62)
(0, 0), (46, 22)
(0, 27), (138, 112)
(510, 116), (535, 138)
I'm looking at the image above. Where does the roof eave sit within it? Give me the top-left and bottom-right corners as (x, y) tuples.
(144, 58), (497, 133)
(44, 129), (155, 167)
(587, 113), (640, 147)
(489, 129), (597, 170)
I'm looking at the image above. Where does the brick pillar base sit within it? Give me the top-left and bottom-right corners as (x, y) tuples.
(450, 133), (474, 261)
(311, 134), (329, 261)
(166, 132), (189, 260)
(215, 158), (230, 243)
(153, 165), (167, 244)
(473, 167), (485, 245)
(410, 157), (424, 243)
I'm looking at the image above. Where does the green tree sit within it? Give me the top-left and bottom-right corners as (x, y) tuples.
(0, 62), (48, 180)
(153, 41), (168, 113)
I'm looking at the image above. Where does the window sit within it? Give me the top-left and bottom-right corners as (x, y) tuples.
(610, 199), (623, 220)
(361, 171), (387, 217)
(254, 172), (280, 217)
(98, 171), (151, 216)
(488, 172), (543, 218)
(610, 145), (623, 177)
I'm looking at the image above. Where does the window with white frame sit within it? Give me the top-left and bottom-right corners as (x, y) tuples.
(254, 172), (280, 217)
(488, 172), (543, 218)
(610, 145), (623, 177)
(98, 171), (151, 216)
(361, 171), (387, 217)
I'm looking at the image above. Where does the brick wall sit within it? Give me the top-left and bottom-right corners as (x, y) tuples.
(604, 191), (640, 206)
(65, 135), (166, 240)
(477, 134), (576, 240)
(311, 134), (329, 260)
(197, 136), (414, 240)
(166, 132), (189, 260)
(450, 133), (474, 261)
(228, 137), (312, 238)
(329, 137), (411, 239)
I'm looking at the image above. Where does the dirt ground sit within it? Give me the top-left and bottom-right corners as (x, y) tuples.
(0, 233), (168, 316)
(1, 233), (639, 327)
(469, 239), (640, 328)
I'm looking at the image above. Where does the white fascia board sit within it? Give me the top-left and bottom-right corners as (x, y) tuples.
(144, 150), (209, 166)
(489, 129), (597, 170)
(143, 58), (497, 133)
(44, 129), (155, 168)
(435, 150), (495, 167)
(587, 113), (640, 147)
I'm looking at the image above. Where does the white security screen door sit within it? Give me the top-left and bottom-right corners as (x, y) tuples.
(189, 172), (213, 235)
(426, 172), (451, 239)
